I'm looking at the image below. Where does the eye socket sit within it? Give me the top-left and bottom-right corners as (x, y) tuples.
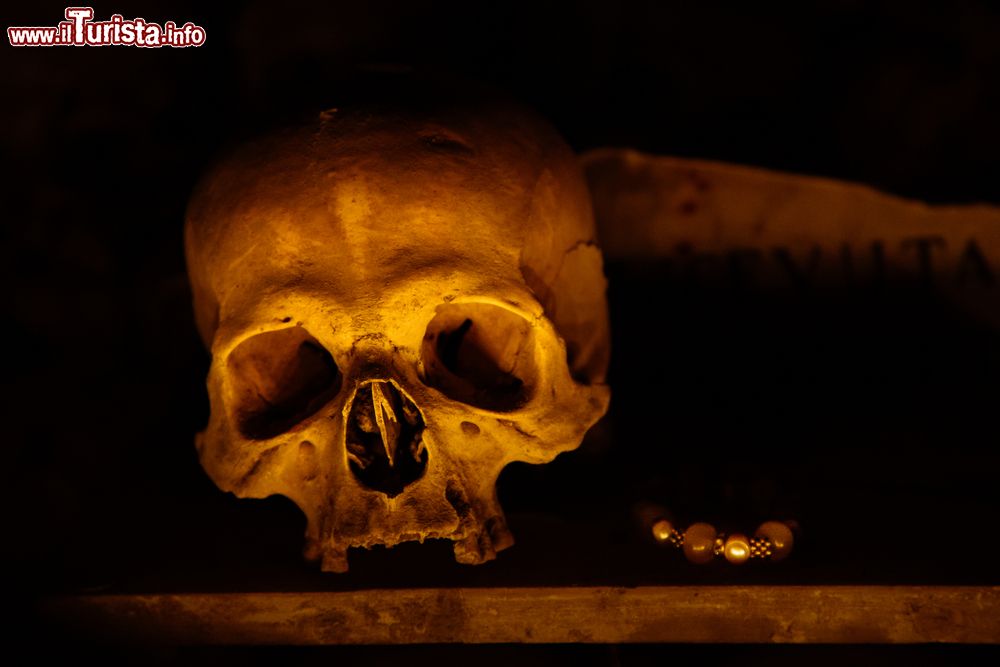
(421, 303), (537, 411)
(227, 327), (341, 439)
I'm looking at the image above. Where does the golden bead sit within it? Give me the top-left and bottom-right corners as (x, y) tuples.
(724, 533), (751, 564)
(755, 521), (794, 561)
(682, 522), (717, 564)
(651, 519), (675, 544)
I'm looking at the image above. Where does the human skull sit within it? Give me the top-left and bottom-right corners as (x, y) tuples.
(185, 79), (610, 572)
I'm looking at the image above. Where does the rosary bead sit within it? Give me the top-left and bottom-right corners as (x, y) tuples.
(755, 520), (794, 561)
(723, 533), (751, 564)
(651, 519), (675, 544)
(682, 522), (717, 564)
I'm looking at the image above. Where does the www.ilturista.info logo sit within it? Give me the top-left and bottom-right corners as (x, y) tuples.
(8, 7), (206, 47)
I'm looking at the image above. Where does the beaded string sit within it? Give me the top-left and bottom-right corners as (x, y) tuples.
(651, 518), (795, 564)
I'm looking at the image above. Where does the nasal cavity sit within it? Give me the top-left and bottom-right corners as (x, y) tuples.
(346, 380), (427, 497)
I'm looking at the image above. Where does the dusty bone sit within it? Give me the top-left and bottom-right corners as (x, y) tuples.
(185, 79), (611, 572)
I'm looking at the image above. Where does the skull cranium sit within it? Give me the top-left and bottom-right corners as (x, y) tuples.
(185, 78), (610, 572)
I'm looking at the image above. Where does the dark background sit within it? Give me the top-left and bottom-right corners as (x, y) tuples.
(4, 0), (999, 661)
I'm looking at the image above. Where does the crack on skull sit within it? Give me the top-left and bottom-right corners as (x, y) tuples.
(496, 418), (538, 440)
(420, 129), (475, 155)
(236, 444), (281, 491)
(346, 381), (428, 497)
